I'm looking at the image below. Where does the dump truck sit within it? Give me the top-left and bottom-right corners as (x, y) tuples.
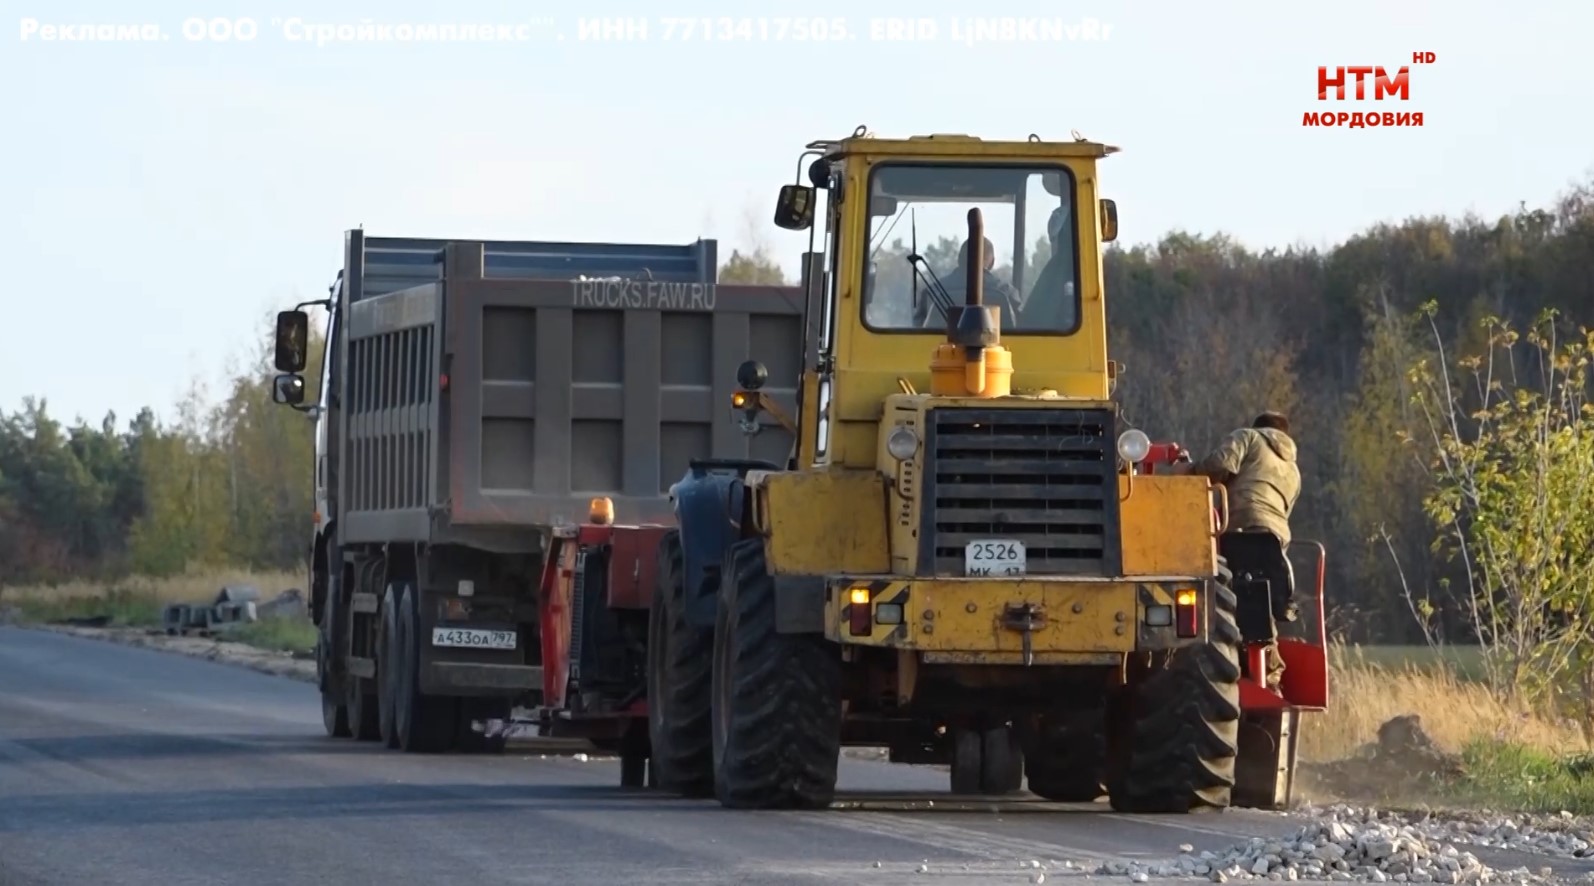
(268, 231), (813, 765)
(640, 128), (1330, 812)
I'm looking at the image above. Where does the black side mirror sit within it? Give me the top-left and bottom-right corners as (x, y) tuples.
(272, 373), (306, 406)
(1100, 199), (1119, 243)
(275, 310), (310, 373)
(736, 360), (768, 391)
(773, 184), (815, 231)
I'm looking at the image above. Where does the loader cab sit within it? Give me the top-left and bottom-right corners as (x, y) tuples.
(773, 130), (1121, 469)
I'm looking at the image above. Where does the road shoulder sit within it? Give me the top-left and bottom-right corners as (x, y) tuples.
(17, 622), (316, 684)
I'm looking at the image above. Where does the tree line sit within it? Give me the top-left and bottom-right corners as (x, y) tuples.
(4, 184), (1593, 666)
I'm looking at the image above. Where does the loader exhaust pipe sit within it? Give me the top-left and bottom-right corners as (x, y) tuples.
(929, 207), (1012, 399)
(959, 209), (993, 394)
(966, 208), (985, 309)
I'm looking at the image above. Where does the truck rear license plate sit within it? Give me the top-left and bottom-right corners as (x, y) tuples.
(965, 540), (1026, 576)
(431, 627), (517, 650)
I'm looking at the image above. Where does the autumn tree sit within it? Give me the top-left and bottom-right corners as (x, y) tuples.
(1404, 307), (1594, 721)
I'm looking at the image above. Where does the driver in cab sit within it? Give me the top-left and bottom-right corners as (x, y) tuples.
(1019, 207), (1077, 330)
(921, 236), (1024, 330)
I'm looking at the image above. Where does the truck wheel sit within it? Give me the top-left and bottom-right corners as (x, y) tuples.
(317, 627), (351, 739)
(378, 585), (401, 748)
(393, 583), (458, 753)
(1106, 572), (1242, 813)
(647, 530), (714, 796)
(348, 679), (380, 741)
(1025, 710), (1107, 802)
(712, 538), (842, 809)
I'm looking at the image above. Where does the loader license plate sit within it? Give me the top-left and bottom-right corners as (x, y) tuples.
(431, 627), (517, 650)
(965, 540), (1027, 576)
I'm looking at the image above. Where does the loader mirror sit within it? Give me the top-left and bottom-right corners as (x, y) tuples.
(274, 309), (310, 373)
(869, 196), (899, 217)
(807, 158), (832, 189)
(1100, 199), (1119, 243)
(736, 360), (768, 391)
(773, 184), (815, 231)
(272, 373), (306, 406)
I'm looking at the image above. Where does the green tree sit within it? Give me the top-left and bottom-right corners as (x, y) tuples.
(1405, 306), (1594, 721)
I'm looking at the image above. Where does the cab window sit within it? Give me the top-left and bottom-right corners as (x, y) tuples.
(861, 164), (1079, 335)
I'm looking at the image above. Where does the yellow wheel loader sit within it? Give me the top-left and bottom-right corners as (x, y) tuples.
(644, 127), (1325, 813)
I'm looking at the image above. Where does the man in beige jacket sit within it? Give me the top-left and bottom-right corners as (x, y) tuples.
(1190, 411), (1301, 546)
(1184, 411), (1302, 687)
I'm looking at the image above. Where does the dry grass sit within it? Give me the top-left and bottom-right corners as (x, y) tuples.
(1302, 642), (1588, 763)
(0, 569), (302, 626)
(2, 569), (302, 606)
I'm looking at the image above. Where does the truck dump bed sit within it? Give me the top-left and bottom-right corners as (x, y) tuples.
(336, 230), (816, 546)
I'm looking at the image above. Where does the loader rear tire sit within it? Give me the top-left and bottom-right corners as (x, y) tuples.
(1106, 570), (1242, 814)
(1025, 710), (1107, 802)
(393, 583), (459, 754)
(951, 726), (1024, 795)
(983, 726), (1024, 794)
(647, 530), (715, 796)
(950, 729), (982, 794)
(712, 538), (842, 809)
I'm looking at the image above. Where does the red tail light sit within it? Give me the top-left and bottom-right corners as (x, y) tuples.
(847, 586), (872, 637)
(1175, 588), (1199, 638)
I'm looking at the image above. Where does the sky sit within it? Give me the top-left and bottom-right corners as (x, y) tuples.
(3, 0), (1591, 426)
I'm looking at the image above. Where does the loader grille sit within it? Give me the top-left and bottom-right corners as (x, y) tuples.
(922, 407), (1121, 576)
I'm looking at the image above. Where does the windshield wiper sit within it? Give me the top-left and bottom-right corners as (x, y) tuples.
(906, 210), (955, 324)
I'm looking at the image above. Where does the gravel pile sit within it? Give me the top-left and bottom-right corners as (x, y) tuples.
(1298, 806), (1594, 861)
(1096, 818), (1556, 883)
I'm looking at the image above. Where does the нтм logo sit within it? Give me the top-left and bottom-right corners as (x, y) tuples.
(1304, 51), (1434, 128)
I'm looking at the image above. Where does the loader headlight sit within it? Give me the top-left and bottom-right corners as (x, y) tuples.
(1116, 428), (1152, 463)
(886, 425), (920, 461)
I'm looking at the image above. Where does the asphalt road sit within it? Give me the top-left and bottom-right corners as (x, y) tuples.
(2, 627), (1590, 886)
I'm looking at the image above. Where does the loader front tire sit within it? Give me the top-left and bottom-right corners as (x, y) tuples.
(712, 538), (842, 809)
(647, 530), (715, 796)
(1107, 570), (1242, 814)
(1025, 710), (1107, 802)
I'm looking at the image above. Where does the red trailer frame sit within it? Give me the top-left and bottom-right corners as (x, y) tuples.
(526, 504), (670, 785)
